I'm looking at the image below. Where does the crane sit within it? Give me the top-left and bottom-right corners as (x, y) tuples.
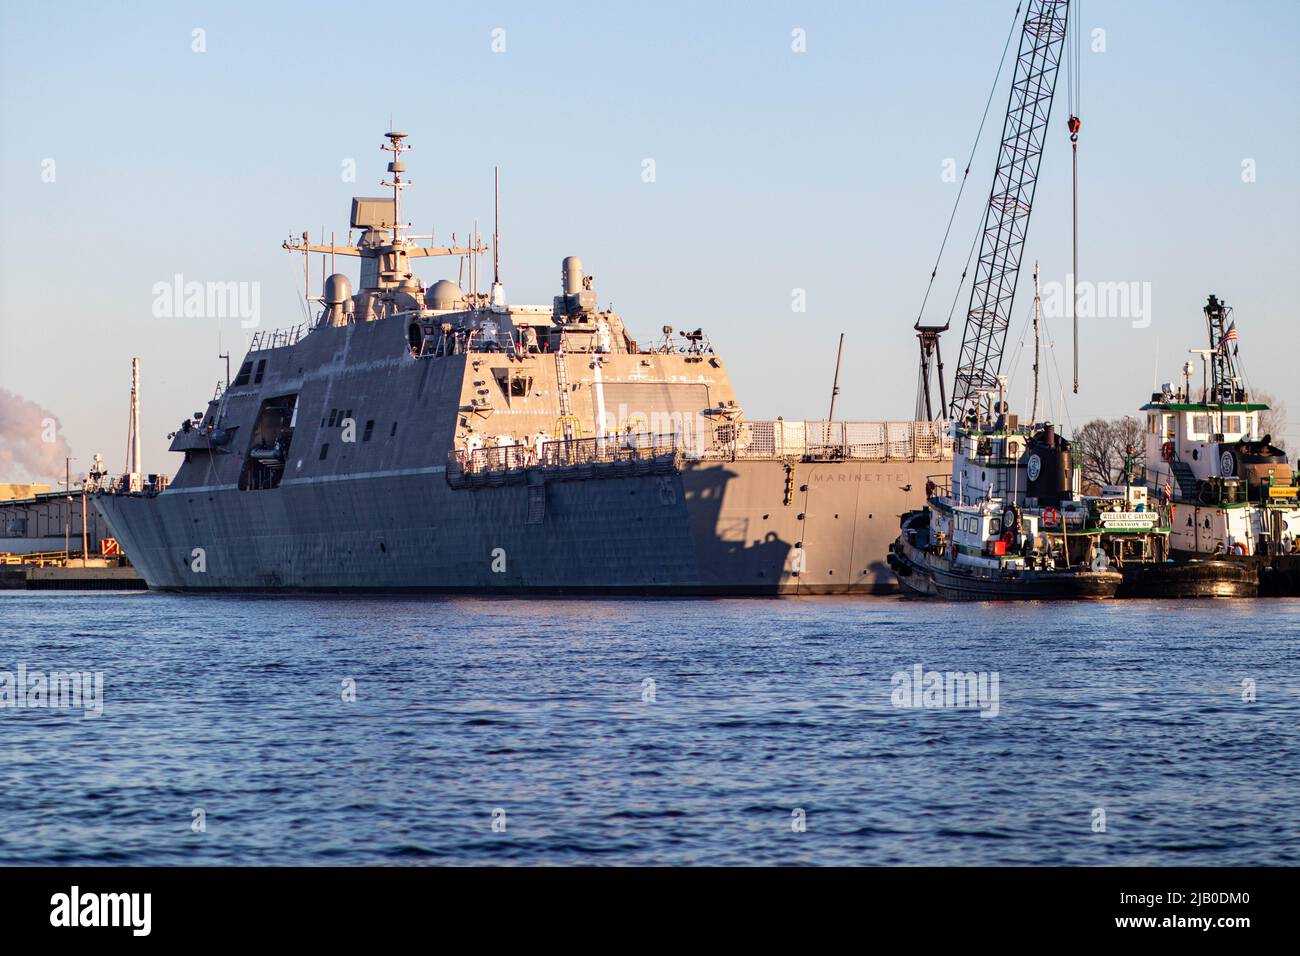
(915, 0), (1074, 423)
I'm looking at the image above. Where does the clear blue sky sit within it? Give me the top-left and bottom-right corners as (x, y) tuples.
(2, 0), (1297, 480)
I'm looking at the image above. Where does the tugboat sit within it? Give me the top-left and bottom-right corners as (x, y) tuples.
(888, 398), (1123, 601)
(1140, 294), (1300, 596)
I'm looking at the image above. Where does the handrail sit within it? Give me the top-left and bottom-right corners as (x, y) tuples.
(248, 324), (307, 352)
(449, 421), (952, 476)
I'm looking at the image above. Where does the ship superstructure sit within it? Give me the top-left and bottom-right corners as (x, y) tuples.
(1140, 294), (1299, 592)
(95, 133), (948, 593)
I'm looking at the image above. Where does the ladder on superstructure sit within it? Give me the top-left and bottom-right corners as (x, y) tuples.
(553, 332), (578, 441)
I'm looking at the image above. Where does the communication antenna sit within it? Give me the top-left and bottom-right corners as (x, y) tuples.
(827, 333), (845, 420)
(380, 131), (411, 236)
(491, 168), (507, 307)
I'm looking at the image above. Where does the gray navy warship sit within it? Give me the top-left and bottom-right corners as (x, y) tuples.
(96, 132), (947, 593)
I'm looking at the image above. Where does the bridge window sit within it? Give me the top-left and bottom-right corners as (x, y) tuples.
(319, 443), (329, 460)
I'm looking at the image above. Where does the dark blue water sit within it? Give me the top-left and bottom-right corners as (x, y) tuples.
(1, 592), (1297, 865)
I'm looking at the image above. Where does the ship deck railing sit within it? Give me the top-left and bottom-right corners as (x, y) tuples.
(727, 420), (952, 462)
(447, 421), (952, 486)
(248, 324), (307, 352)
(451, 433), (683, 477)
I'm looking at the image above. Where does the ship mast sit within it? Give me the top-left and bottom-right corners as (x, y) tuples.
(125, 357), (141, 479)
(282, 133), (489, 293)
(380, 131), (410, 238)
(1203, 294), (1240, 404)
(1031, 261), (1042, 422)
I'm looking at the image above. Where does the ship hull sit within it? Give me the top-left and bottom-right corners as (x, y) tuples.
(95, 457), (934, 595)
(1168, 549), (1300, 597)
(1117, 559), (1259, 599)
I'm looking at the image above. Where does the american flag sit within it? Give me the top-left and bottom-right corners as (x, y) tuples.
(1219, 320), (1238, 353)
(1162, 477), (1172, 502)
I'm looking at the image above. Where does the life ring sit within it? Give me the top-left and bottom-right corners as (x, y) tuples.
(1231, 542), (1247, 556)
(1160, 441), (1175, 463)
(1042, 507), (1061, 528)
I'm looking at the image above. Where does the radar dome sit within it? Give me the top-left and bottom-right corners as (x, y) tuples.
(425, 279), (466, 311)
(323, 273), (352, 306)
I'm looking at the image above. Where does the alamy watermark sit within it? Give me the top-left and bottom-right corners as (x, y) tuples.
(0, 664), (104, 719)
(1041, 274), (1152, 329)
(891, 663), (1000, 718)
(151, 274), (261, 328)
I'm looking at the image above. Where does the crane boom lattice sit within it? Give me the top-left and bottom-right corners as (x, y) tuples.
(949, 0), (1070, 420)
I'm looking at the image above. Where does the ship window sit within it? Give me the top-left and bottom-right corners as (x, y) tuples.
(254, 359), (267, 384)
(328, 409), (338, 427)
(363, 420), (375, 442)
(1190, 413), (1212, 436)
(1222, 414), (1242, 435)
(990, 517), (1002, 535)
(232, 361), (253, 387)
(390, 421), (398, 437)
(320, 443), (329, 460)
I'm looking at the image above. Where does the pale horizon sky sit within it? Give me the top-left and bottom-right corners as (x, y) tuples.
(2, 0), (1297, 482)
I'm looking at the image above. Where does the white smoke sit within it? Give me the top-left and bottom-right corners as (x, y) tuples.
(0, 388), (75, 482)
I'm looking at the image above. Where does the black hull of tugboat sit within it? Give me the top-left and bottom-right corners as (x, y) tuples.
(1168, 550), (1300, 597)
(887, 514), (1121, 602)
(1259, 556), (1300, 597)
(1117, 559), (1258, 599)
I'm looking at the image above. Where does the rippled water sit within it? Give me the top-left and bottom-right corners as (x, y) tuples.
(1, 591), (1297, 866)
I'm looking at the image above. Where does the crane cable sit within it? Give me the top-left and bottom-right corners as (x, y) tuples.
(1067, 0), (1082, 394)
(913, 2), (1023, 329)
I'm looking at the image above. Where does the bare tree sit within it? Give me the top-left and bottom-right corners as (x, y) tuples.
(1252, 389), (1288, 449)
(1071, 416), (1147, 490)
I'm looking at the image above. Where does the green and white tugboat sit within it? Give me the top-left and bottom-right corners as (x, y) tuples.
(1140, 294), (1300, 596)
